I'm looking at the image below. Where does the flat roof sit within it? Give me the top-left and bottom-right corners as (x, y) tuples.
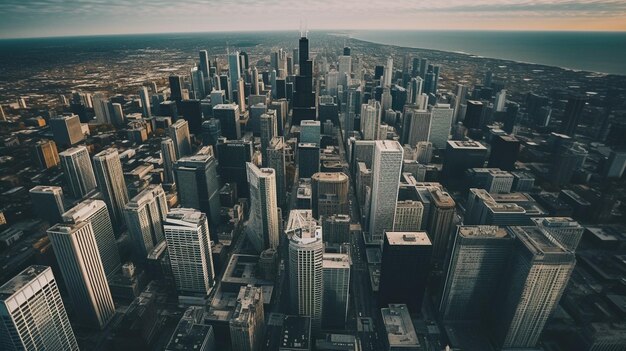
(447, 140), (487, 150)
(381, 304), (419, 347)
(0, 265), (50, 299)
(323, 253), (350, 269)
(385, 232), (431, 246)
(458, 226), (511, 239)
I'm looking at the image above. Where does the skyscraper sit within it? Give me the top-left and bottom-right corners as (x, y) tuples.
(463, 100), (484, 129)
(561, 94), (588, 136)
(369, 141), (404, 241)
(287, 210), (324, 331)
(429, 103), (454, 149)
(0, 266), (78, 350)
(217, 138), (254, 197)
(169, 75), (184, 102)
(164, 208), (215, 297)
(213, 103), (241, 140)
(393, 200), (424, 232)
(300, 119), (321, 144)
(229, 285), (265, 351)
(93, 148), (129, 228)
(442, 140), (488, 182)
(379, 231), (432, 313)
(29, 185), (65, 224)
(47, 221), (116, 329)
(322, 253), (351, 329)
(403, 107), (431, 145)
(427, 188), (457, 263)
(246, 163), (279, 253)
(383, 57), (393, 86)
(298, 142), (320, 179)
(123, 185), (168, 260)
(173, 152), (221, 230)
(161, 137), (177, 184)
(360, 100), (381, 141)
(50, 114), (84, 147)
(311, 172), (349, 219)
(267, 137), (286, 207)
(488, 134), (520, 171)
(199, 50), (211, 84)
(31, 139), (60, 169)
(139, 86), (152, 117)
(62, 199), (121, 278)
(229, 51), (242, 95)
(491, 226), (575, 349)
(59, 145), (97, 199)
(439, 226), (513, 321)
(260, 111), (277, 167)
(321, 214), (351, 244)
(531, 217), (585, 252)
(292, 35), (316, 125)
(168, 119), (192, 159)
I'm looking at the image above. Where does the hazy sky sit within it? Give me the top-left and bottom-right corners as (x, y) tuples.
(1, 0), (626, 38)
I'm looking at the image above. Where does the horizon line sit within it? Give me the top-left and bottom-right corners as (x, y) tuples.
(2, 28), (626, 41)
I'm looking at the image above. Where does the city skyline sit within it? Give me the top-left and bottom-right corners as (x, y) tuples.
(2, 0), (626, 39)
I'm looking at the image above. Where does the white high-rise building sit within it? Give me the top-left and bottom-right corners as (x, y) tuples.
(531, 217), (585, 251)
(0, 266), (79, 350)
(381, 87), (392, 112)
(164, 208), (215, 297)
(246, 163), (279, 253)
(268, 137), (286, 207)
(93, 92), (111, 124)
(429, 104), (454, 149)
(338, 55), (352, 88)
(361, 100), (381, 141)
(123, 185), (168, 259)
(161, 137), (177, 184)
(139, 86), (152, 117)
(383, 57), (393, 87)
(495, 89), (507, 112)
(60, 146), (97, 199)
(369, 141), (404, 241)
(168, 119), (192, 159)
(322, 253), (350, 329)
(492, 226), (575, 349)
(93, 148), (129, 228)
(62, 199), (121, 278)
(47, 222), (116, 329)
(286, 210), (324, 331)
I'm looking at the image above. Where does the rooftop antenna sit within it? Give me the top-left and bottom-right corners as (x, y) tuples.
(305, 18), (309, 38)
(299, 19), (303, 38)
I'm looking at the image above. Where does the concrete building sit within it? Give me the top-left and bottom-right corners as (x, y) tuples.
(93, 148), (129, 228)
(321, 214), (351, 244)
(267, 137), (287, 207)
(230, 285), (265, 351)
(381, 304), (420, 351)
(0, 266), (78, 350)
(29, 185), (65, 224)
(32, 139), (60, 169)
(311, 172), (349, 219)
(485, 169), (514, 193)
(361, 100), (381, 141)
(429, 103), (454, 148)
(301, 120), (321, 144)
(287, 210), (324, 331)
(161, 138), (177, 184)
(246, 163), (280, 253)
(59, 145), (97, 199)
(164, 208), (216, 298)
(50, 114), (84, 147)
(168, 119), (192, 159)
(123, 185), (168, 259)
(47, 222), (116, 329)
(260, 111), (277, 167)
(369, 141), (404, 242)
(427, 188), (456, 263)
(393, 200), (424, 232)
(531, 217), (584, 251)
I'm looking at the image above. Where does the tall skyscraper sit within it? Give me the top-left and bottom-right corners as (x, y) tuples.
(491, 226), (575, 349)
(0, 266), (78, 350)
(50, 114), (84, 147)
(59, 145), (97, 199)
(47, 221), (116, 329)
(427, 188), (456, 263)
(164, 208), (216, 297)
(403, 108), (431, 145)
(213, 103), (241, 140)
(190, 67), (205, 99)
(383, 57), (393, 86)
(123, 185), (168, 259)
(287, 210), (324, 331)
(139, 86), (152, 117)
(488, 134), (520, 171)
(199, 50), (211, 84)
(169, 75), (184, 102)
(321, 214), (351, 244)
(168, 119), (192, 158)
(161, 137), (177, 184)
(393, 200), (424, 232)
(29, 185), (65, 224)
(229, 285), (265, 351)
(442, 140), (488, 182)
(246, 163), (279, 253)
(217, 138), (254, 197)
(561, 94), (588, 136)
(173, 152), (221, 230)
(31, 139), (60, 169)
(379, 231), (432, 313)
(429, 104), (454, 149)
(463, 100), (484, 129)
(300, 120), (321, 144)
(62, 199), (121, 278)
(369, 141), (404, 241)
(361, 100), (381, 141)
(531, 217), (585, 251)
(93, 148), (129, 228)
(92, 93), (111, 124)
(260, 111), (277, 167)
(298, 142), (320, 179)
(267, 137), (286, 207)
(292, 36), (316, 125)
(311, 172), (349, 219)
(439, 226), (513, 321)
(322, 253), (351, 329)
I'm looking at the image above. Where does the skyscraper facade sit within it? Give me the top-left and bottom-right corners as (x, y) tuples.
(427, 188), (457, 263)
(267, 137), (286, 207)
(164, 208), (216, 296)
(47, 222), (116, 329)
(60, 145), (97, 198)
(168, 119), (192, 159)
(369, 140), (404, 241)
(229, 285), (265, 351)
(311, 172), (350, 219)
(93, 148), (129, 228)
(322, 253), (350, 329)
(429, 104), (454, 149)
(50, 114), (84, 147)
(161, 137), (177, 184)
(123, 185), (168, 260)
(260, 111), (277, 167)
(29, 185), (65, 224)
(213, 104), (241, 140)
(31, 139), (60, 169)
(246, 163), (279, 253)
(0, 266), (78, 350)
